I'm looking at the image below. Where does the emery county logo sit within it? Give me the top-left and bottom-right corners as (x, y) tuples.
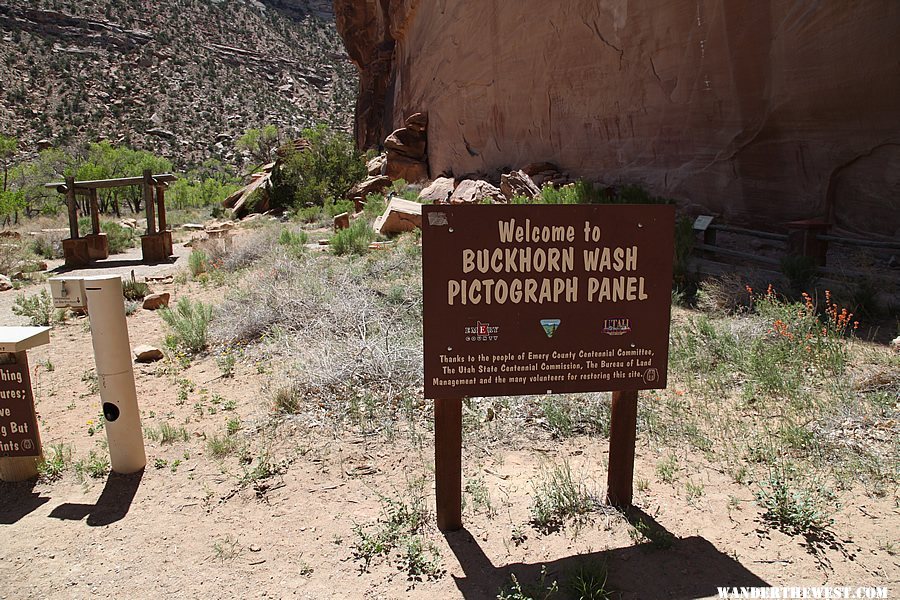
(603, 318), (631, 336)
(465, 321), (499, 342)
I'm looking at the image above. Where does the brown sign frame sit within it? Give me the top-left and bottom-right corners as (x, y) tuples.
(422, 204), (675, 399)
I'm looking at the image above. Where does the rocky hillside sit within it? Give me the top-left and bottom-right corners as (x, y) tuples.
(0, 0), (356, 167)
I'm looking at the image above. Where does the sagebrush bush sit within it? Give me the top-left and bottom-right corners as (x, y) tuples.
(101, 221), (136, 254)
(31, 232), (65, 259)
(188, 249), (208, 277)
(277, 228), (308, 256)
(211, 243), (423, 416)
(159, 297), (213, 355)
(0, 237), (39, 276)
(12, 290), (55, 326)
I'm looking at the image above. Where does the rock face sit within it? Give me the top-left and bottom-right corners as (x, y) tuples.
(334, 0), (900, 236)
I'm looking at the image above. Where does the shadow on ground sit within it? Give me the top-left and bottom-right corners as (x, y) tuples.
(0, 479), (50, 524)
(446, 508), (768, 599)
(48, 469), (144, 526)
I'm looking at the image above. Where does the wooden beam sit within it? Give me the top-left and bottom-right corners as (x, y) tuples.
(65, 176), (79, 239)
(45, 173), (178, 191)
(89, 188), (101, 235)
(143, 170), (155, 235)
(156, 185), (167, 232)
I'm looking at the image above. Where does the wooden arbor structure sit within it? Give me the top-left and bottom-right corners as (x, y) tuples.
(47, 170), (177, 267)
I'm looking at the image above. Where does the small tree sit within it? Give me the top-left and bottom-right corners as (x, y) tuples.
(270, 124), (365, 211)
(236, 125), (280, 167)
(0, 135), (16, 191)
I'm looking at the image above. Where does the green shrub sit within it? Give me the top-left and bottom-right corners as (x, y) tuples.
(756, 463), (834, 535)
(277, 228), (308, 256)
(101, 221), (136, 254)
(74, 450), (110, 481)
(31, 235), (63, 260)
(188, 249), (208, 277)
(325, 198), (355, 218)
(37, 443), (71, 482)
(122, 275), (149, 300)
(330, 218), (375, 256)
(12, 290), (55, 326)
(159, 297), (213, 355)
(295, 206), (323, 223)
(530, 460), (598, 532)
(270, 124), (366, 211)
(363, 193), (386, 219)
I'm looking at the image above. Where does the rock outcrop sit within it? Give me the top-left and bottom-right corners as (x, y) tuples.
(334, 0), (900, 237)
(448, 180), (505, 205)
(383, 112), (429, 182)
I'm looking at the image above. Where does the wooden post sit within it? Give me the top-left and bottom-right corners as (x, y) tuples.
(143, 170), (155, 235)
(89, 188), (101, 235)
(155, 185), (167, 232)
(606, 390), (638, 508)
(435, 398), (462, 531)
(65, 176), (79, 239)
(0, 352), (43, 482)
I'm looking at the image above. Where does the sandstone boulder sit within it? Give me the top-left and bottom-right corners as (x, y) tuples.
(384, 127), (426, 160)
(405, 112), (428, 133)
(384, 155), (428, 184)
(418, 177), (455, 203)
(349, 175), (392, 200)
(374, 198), (422, 235)
(0, 275), (12, 291)
(142, 293), (170, 310)
(500, 170), (541, 200)
(521, 162), (559, 177)
(449, 180), (505, 204)
(333, 212), (351, 231)
(366, 153), (386, 176)
(133, 345), (164, 363)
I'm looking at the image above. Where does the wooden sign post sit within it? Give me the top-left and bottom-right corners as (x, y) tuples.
(606, 390), (638, 507)
(0, 327), (51, 482)
(422, 205), (675, 529)
(435, 398), (462, 530)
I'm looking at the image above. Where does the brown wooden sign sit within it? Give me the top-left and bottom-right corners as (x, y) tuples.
(0, 361), (40, 458)
(423, 204), (675, 399)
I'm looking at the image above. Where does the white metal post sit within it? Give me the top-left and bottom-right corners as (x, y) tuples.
(82, 275), (146, 474)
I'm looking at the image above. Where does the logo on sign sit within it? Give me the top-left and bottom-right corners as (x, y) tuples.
(465, 321), (499, 342)
(540, 319), (561, 338)
(602, 318), (632, 336)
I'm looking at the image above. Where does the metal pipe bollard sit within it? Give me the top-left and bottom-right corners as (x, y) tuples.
(50, 275), (146, 473)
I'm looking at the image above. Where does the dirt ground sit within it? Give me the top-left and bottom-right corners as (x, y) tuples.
(0, 237), (897, 600)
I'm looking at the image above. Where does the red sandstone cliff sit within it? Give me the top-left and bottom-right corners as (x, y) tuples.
(334, 0), (900, 236)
